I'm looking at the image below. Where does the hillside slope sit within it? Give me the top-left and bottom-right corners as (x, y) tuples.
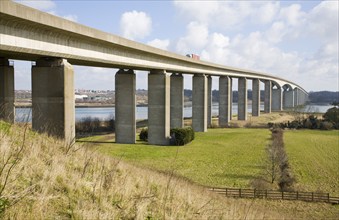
(0, 121), (284, 219)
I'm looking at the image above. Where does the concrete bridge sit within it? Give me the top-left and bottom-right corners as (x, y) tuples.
(0, 0), (308, 145)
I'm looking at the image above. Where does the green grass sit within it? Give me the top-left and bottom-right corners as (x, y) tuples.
(84, 128), (270, 188)
(284, 130), (339, 195)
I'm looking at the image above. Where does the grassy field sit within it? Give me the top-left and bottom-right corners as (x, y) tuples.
(284, 129), (339, 195)
(2, 120), (338, 219)
(86, 128), (271, 188)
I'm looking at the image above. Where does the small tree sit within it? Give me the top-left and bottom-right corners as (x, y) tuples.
(139, 128), (148, 141)
(265, 143), (280, 183)
(323, 107), (339, 129)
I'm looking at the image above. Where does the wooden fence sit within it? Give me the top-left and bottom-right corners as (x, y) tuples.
(209, 187), (339, 204)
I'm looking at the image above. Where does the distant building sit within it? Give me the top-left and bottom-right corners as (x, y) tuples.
(75, 94), (88, 100)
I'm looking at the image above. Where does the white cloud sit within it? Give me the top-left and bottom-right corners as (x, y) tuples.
(176, 22), (209, 54)
(120, 11), (152, 40)
(15, 0), (56, 11)
(174, 1), (281, 30)
(147, 39), (170, 50)
(265, 21), (287, 43)
(254, 2), (280, 24)
(279, 4), (305, 26)
(306, 1), (339, 42)
(173, 1), (218, 24)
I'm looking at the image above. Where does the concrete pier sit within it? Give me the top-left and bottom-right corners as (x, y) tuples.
(264, 81), (272, 113)
(238, 77), (247, 120)
(230, 78), (233, 120)
(294, 88), (299, 107)
(219, 76), (231, 127)
(115, 69), (136, 144)
(192, 74), (207, 132)
(272, 86), (282, 111)
(0, 58), (14, 123)
(252, 79), (260, 117)
(170, 73), (183, 128)
(32, 58), (75, 143)
(207, 76), (212, 127)
(148, 70), (170, 145)
(283, 88), (294, 109)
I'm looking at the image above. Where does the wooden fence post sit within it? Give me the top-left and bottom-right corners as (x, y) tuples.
(239, 188), (242, 198)
(282, 191), (284, 200)
(254, 189), (256, 198)
(226, 188), (228, 197)
(312, 192), (314, 202)
(296, 191), (299, 200)
(327, 193), (330, 203)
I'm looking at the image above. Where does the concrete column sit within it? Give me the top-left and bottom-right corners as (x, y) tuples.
(238, 77), (247, 120)
(230, 78), (233, 120)
(115, 69), (136, 144)
(207, 76), (212, 127)
(264, 81), (272, 113)
(283, 89), (294, 109)
(294, 88), (299, 107)
(32, 58), (75, 144)
(219, 76), (231, 127)
(0, 58), (14, 123)
(148, 70), (170, 145)
(252, 79), (260, 117)
(272, 87), (282, 111)
(298, 89), (304, 105)
(170, 73), (183, 128)
(192, 74), (207, 132)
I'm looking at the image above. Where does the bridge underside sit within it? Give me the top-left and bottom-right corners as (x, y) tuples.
(0, 58), (308, 145)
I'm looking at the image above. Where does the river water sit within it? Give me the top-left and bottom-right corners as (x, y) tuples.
(15, 103), (331, 122)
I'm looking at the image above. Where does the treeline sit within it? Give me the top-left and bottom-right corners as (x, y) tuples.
(308, 91), (339, 104)
(268, 107), (339, 130)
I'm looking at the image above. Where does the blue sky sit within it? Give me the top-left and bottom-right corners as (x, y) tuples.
(13, 0), (339, 92)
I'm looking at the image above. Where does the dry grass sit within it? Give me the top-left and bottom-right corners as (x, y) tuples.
(0, 121), (288, 219)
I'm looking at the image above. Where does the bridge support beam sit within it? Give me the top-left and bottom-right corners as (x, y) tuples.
(0, 58), (14, 123)
(283, 89), (294, 109)
(32, 58), (75, 143)
(219, 76), (231, 127)
(238, 77), (247, 120)
(272, 87), (282, 111)
(252, 79), (260, 117)
(294, 88), (299, 107)
(193, 74), (207, 132)
(207, 76), (212, 127)
(264, 81), (272, 113)
(115, 69), (136, 144)
(298, 89), (306, 106)
(230, 78), (233, 120)
(148, 70), (170, 145)
(170, 73), (183, 128)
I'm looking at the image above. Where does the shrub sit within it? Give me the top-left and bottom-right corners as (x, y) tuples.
(319, 121), (333, 130)
(139, 128), (148, 141)
(75, 116), (101, 133)
(170, 127), (195, 146)
(75, 116), (115, 135)
(323, 107), (339, 129)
